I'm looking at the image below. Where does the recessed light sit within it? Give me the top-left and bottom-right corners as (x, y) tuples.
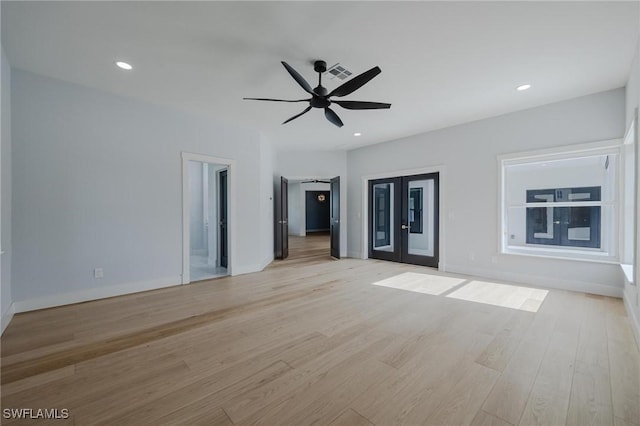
(115, 61), (133, 71)
(354, 132), (362, 136)
(516, 84), (531, 91)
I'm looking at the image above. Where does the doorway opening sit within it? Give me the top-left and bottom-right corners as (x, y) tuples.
(275, 177), (340, 261)
(182, 153), (234, 283)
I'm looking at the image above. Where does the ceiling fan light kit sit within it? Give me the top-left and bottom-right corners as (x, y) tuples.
(244, 60), (391, 128)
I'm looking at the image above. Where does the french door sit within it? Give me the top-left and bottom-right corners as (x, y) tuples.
(369, 173), (439, 267)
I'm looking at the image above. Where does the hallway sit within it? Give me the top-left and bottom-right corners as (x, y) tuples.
(286, 232), (332, 262)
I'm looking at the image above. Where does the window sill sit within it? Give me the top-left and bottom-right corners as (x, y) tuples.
(501, 248), (620, 265)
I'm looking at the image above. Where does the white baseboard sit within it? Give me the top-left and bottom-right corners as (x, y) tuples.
(260, 255), (274, 271)
(232, 256), (274, 276)
(623, 287), (640, 352)
(1, 302), (15, 335)
(445, 263), (624, 298)
(13, 276), (182, 313)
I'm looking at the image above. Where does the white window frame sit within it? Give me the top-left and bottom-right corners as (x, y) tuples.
(498, 139), (622, 264)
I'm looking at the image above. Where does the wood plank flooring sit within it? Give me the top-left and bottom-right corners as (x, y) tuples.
(1, 235), (639, 425)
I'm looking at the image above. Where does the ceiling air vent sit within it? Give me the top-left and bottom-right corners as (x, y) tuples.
(325, 63), (352, 80)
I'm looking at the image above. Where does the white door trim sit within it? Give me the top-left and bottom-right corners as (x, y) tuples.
(360, 165), (446, 271)
(182, 152), (236, 284)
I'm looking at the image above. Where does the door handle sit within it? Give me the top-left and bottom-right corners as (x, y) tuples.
(401, 224), (410, 230)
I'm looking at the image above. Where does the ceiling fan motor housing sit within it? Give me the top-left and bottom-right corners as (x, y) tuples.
(310, 96), (330, 108)
(313, 60), (327, 73)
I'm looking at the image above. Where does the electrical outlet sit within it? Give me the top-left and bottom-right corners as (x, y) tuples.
(94, 268), (104, 279)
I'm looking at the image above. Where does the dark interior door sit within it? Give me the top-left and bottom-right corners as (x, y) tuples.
(400, 173), (439, 267)
(275, 176), (289, 259)
(330, 176), (340, 259)
(368, 177), (401, 262)
(219, 170), (228, 268)
(282, 177), (289, 259)
(369, 173), (439, 268)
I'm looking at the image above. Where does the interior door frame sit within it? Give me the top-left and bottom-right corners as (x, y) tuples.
(182, 152), (236, 283)
(281, 175), (345, 258)
(361, 165), (446, 271)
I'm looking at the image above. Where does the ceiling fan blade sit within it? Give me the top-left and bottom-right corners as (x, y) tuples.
(243, 97), (310, 103)
(281, 61), (314, 95)
(282, 106), (312, 125)
(333, 100), (391, 110)
(328, 66), (382, 97)
(324, 107), (344, 128)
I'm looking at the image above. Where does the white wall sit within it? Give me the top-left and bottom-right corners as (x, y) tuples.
(206, 164), (218, 265)
(1, 48), (13, 332)
(348, 88), (626, 296)
(258, 133), (275, 269)
(287, 181), (302, 236)
(189, 161), (206, 252)
(623, 36), (640, 349)
(276, 150), (348, 257)
(11, 69), (273, 311)
(626, 39), (639, 131)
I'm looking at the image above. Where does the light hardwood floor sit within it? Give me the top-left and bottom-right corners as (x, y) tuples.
(288, 232), (332, 261)
(1, 235), (639, 425)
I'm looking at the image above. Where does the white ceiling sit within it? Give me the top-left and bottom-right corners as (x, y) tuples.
(2, 1), (639, 150)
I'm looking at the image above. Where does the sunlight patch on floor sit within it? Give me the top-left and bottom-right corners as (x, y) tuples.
(446, 280), (548, 312)
(372, 272), (467, 296)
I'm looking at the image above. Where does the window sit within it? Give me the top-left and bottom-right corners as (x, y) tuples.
(525, 186), (601, 248)
(373, 183), (393, 250)
(409, 188), (423, 233)
(500, 142), (620, 262)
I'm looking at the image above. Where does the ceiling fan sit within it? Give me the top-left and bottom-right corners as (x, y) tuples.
(244, 60), (391, 128)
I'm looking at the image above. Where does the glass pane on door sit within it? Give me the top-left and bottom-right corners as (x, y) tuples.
(373, 183), (394, 252)
(407, 179), (434, 257)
